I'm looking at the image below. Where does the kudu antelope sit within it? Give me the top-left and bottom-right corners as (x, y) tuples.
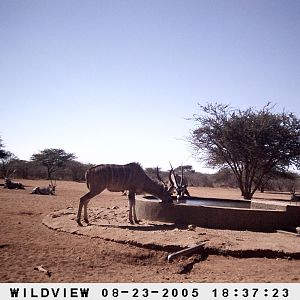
(76, 163), (173, 226)
(31, 179), (56, 195)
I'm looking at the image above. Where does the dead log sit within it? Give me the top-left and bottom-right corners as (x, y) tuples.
(34, 265), (52, 277)
(167, 242), (206, 262)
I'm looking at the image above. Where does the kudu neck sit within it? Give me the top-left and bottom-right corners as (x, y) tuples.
(143, 176), (164, 198)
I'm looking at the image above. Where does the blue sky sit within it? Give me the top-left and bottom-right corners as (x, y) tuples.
(1, 0), (300, 172)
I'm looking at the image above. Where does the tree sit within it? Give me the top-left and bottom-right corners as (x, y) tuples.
(188, 103), (300, 199)
(256, 168), (297, 193)
(0, 136), (24, 178)
(31, 148), (76, 179)
(65, 160), (94, 181)
(174, 165), (195, 174)
(0, 151), (19, 178)
(0, 136), (8, 159)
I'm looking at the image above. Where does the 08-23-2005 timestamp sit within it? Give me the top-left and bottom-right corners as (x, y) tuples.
(212, 287), (289, 298)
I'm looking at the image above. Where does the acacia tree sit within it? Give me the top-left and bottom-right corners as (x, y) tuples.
(256, 168), (297, 193)
(31, 148), (76, 179)
(189, 103), (300, 199)
(0, 136), (19, 177)
(0, 151), (19, 178)
(0, 136), (8, 159)
(65, 160), (94, 181)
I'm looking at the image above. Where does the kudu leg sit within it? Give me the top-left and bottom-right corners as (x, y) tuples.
(128, 191), (139, 224)
(83, 199), (92, 224)
(76, 191), (96, 226)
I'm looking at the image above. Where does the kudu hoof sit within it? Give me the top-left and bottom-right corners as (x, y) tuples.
(76, 220), (83, 227)
(84, 219), (91, 226)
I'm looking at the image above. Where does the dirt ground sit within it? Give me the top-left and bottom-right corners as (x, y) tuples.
(0, 180), (299, 283)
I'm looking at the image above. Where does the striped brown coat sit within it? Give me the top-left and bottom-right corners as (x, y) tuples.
(76, 163), (172, 225)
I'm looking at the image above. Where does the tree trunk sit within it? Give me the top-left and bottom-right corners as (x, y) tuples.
(243, 191), (252, 200)
(243, 182), (253, 200)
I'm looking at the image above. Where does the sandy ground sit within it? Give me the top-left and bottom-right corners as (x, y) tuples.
(0, 180), (299, 283)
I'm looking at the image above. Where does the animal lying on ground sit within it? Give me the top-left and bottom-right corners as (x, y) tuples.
(31, 184), (56, 195)
(76, 162), (173, 226)
(3, 178), (25, 189)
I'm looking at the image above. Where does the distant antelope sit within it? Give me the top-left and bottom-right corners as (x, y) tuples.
(76, 163), (173, 226)
(170, 165), (190, 199)
(157, 164), (190, 200)
(3, 169), (25, 189)
(3, 178), (25, 189)
(31, 180), (56, 195)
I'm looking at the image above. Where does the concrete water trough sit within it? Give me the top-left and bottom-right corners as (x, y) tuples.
(135, 195), (300, 232)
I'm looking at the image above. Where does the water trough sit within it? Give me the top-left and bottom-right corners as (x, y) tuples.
(135, 195), (300, 232)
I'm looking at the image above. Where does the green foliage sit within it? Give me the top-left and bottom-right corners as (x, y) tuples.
(0, 151), (19, 178)
(0, 136), (8, 159)
(189, 102), (300, 199)
(31, 148), (76, 179)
